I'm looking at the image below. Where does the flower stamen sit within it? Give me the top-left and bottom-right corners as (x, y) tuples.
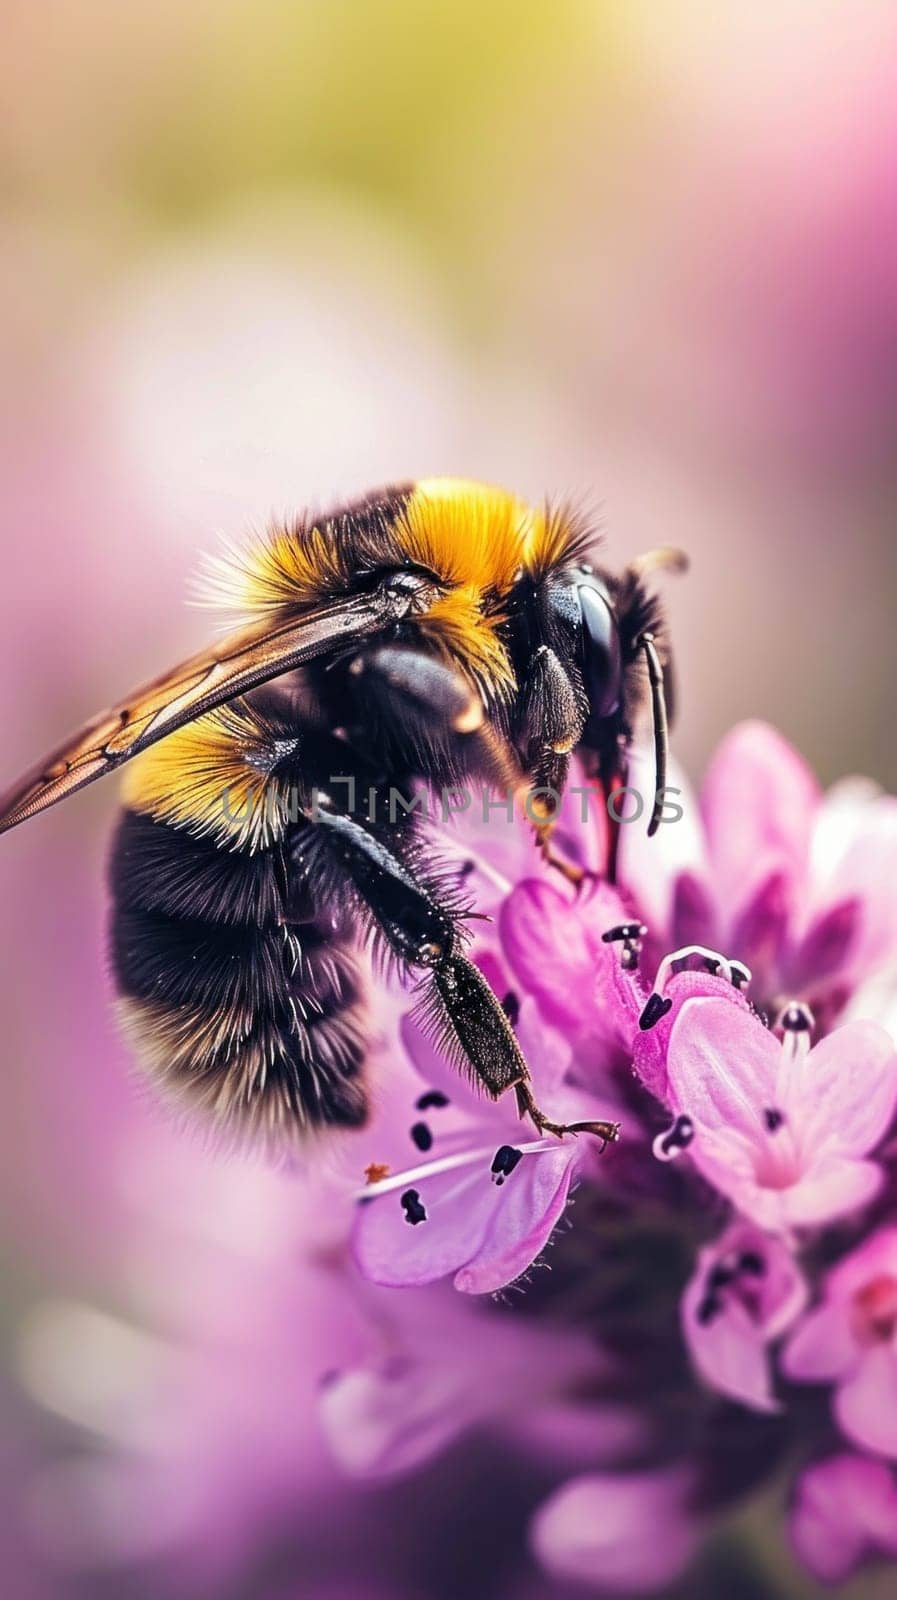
(639, 993), (673, 1031)
(774, 1001), (815, 1064)
(354, 1138), (562, 1202)
(652, 1114), (695, 1161)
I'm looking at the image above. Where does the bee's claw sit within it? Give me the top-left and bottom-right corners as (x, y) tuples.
(514, 1081), (620, 1149)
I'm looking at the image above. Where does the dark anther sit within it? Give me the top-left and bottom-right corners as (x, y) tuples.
(639, 993), (673, 1031)
(621, 941), (639, 971)
(491, 1145), (523, 1187)
(416, 1090), (450, 1111)
(459, 859), (476, 878)
(696, 1295), (721, 1327)
(400, 1189), (427, 1226)
(730, 960), (751, 990)
(782, 1003), (813, 1033)
(410, 1121), (433, 1152)
(739, 1250), (765, 1276)
(764, 1107), (785, 1133)
(708, 1263), (737, 1293)
(659, 1113), (694, 1155)
(501, 991), (520, 1027)
(601, 922), (648, 944)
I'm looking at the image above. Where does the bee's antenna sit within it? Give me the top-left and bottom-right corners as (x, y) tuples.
(639, 633), (668, 838)
(628, 546), (689, 580)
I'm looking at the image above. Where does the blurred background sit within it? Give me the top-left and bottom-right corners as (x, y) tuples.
(1, 3), (895, 1596)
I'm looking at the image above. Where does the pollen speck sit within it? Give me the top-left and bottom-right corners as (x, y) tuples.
(364, 1162), (390, 1185)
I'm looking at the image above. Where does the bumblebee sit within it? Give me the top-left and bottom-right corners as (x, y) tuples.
(0, 479), (683, 1146)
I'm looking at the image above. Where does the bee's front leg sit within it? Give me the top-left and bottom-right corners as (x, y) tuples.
(518, 645), (588, 885)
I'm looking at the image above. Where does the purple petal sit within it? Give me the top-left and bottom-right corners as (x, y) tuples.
(786, 897), (861, 987)
(683, 1278), (777, 1412)
(515, 996), (574, 1096)
(431, 796), (539, 908)
(701, 721), (820, 913)
(670, 869), (719, 951)
(726, 866), (792, 989)
(666, 997), (780, 1135)
(784, 1020), (897, 1159)
(814, 792), (897, 978)
(351, 1142), (577, 1294)
(782, 1300), (859, 1383)
(784, 1227), (897, 1389)
(836, 1346), (897, 1459)
(826, 1225), (897, 1294)
(681, 1225), (806, 1412)
(790, 1454), (897, 1583)
(500, 879), (589, 1032)
(319, 1358), (476, 1479)
(633, 972), (751, 1106)
(508, 1401), (649, 1469)
(399, 1011), (480, 1108)
(499, 876), (630, 1043)
(531, 1468), (699, 1593)
(662, 1000), (888, 1229)
(781, 1156), (883, 1228)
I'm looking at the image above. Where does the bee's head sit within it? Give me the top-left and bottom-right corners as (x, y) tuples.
(509, 547), (685, 837)
(522, 563), (628, 740)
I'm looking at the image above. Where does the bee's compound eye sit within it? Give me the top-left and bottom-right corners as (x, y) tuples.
(577, 580), (622, 719)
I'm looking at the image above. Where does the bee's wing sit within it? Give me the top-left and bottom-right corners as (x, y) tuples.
(0, 583), (431, 835)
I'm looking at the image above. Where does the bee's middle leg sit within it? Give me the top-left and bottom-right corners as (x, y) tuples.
(297, 799), (523, 1093)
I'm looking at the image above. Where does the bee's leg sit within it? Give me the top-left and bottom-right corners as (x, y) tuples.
(429, 955), (617, 1146)
(513, 1079), (620, 1148)
(519, 646), (587, 884)
(296, 800), (616, 1144)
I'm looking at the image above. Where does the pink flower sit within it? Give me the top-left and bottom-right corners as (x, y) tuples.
(663, 1001), (897, 1230)
(782, 1227), (897, 1458)
(530, 1467), (700, 1594)
(499, 874), (632, 1053)
(318, 1291), (596, 1480)
(617, 954), (753, 1106)
(681, 1222), (807, 1412)
(789, 1454), (897, 1583)
(622, 723), (897, 1031)
(352, 1001), (620, 1295)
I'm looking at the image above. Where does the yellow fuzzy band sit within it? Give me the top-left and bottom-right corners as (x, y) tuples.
(121, 701), (296, 851)
(192, 479), (590, 697)
(399, 479), (531, 592)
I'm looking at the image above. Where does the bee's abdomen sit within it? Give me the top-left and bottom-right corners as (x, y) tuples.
(109, 808), (368, 1142)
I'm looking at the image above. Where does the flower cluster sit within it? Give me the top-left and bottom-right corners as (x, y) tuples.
(18, 723), (896, 1596)
(346, 722), (897, 1590)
